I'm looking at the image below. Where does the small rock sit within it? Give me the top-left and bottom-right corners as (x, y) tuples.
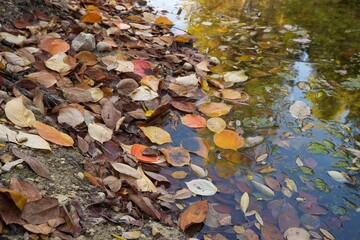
(71, 32), (96, 52)
(97, 42), (112, 52)
(209, 56), (220, 65)
(182, 62), (193, 70)
(87, 228), (96, 236)
(77, 172), (84, 180)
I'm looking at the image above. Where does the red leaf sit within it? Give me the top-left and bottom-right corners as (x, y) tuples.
(131, 60), (152, 76)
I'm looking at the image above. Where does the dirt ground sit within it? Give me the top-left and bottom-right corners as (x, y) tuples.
(0, 1), (186, 239)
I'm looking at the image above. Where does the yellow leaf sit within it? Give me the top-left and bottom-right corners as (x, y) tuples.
(32, 121), (74, 147)
(0, 189), (27, 210)
(140, 126), (172, 145)
(155, 16), (173, 25)
(198, 102), (232, 117)
(214, 129), (245, 150)
(206, 117), (226, 133)
(240, 192), (249, 214)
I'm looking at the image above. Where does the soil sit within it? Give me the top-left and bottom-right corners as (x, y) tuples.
(0, 1), (186, 239)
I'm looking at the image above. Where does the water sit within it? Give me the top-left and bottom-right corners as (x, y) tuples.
(149, 0), (360, 239)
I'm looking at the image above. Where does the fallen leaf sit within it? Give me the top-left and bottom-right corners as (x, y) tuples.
(47, 39), (70, 55)
(171, 171), (188, 179)
(88, 123), (113, 144)
(131, 144), (159, 163)
(111, 163), (141, 179)
(81, 11), (102, 23)
(10, 178), (42, 202)
(186, 179), (218, 196)
(135, 168), (157, 192)
(0, 189), (27, 210)
(25, 71), (57, 88)
(196, 60), (210, 72)
(101, 100), (122, 130)
(181, 114), (206, 128)
(181, 137), (209, 159)
(44, 52), (72, 74)
(0, 32), (26, 46)
(170, 101), (196, 113)
(198, 102), (232, 117)
(283, 227), (310, 240)
(223, 70), (248, 83)
(160, 146), (190, 167)
(214, 130), (245, 150)
(129, 86), (159, 101)
(132, 60), (152, 76)
(175, 74), (198, 86)
(289, 101), (311, 120)
(17, 131), (51, 150)
(155, 16), (173, 25)
(206, 117), (226, 133)
(327, 171), (349, 183)
(251, 180), (275, 197)
(0, 124), (18, 143)
(32, 121), (74, 147)
(140, 126), (172, 145)
(240, 192), (249, 213)
(140, 75), (160, 92)
(179, 200), (208, 231)
(58, 107), (84, 128)
(5, 97), (36, 127)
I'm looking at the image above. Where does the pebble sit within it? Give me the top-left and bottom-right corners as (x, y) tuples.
(182, 62), (193, 70)
(209, 56), (220, 65)
(97, 41), (112, 52)
(77, 172), (85, 180)
(71, 32), (96, 52)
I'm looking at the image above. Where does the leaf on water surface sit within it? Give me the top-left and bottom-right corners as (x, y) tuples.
(5, 97), (36, 128)
(214, 129), (245, 150)
(198, 102), (232, 117)
(181, 137), (209, 159)
(283, 227), (310, 240)
(111, 163), (141, 179)
(155, 16), (173, 26)
(299, 166), (314, 175)
(171, 171), (188, 179)
(181, 114), (206, 128)
(160, 146), (190, 167)
(189, 164), (208, 178)
(240, 192), (249, 213)
(170, 101), (196, 113)
(289, 101), (311, 120)
(284, 177), (298, 192)
(178, 200), (208, 231)
(319, 228), (335, 240)
(32, 121), (74, 147)
(264, 176), (281, 192)
(313, 178), (330, 192)
(131, 144), (159, 163)
(251, 180), (275, 197)
(206, 117), (226, 134)
(223, 70), (248, 83)
(327, 171), (349, 183)
(174, 74), (199, 86)
(306, 142), (329, 154)
(140, 126), (172, 145)
(185, 179), (218, 196)
(278, 211), (300, 233)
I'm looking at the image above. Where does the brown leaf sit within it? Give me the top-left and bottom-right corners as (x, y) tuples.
(101, 100), (122, 130)
(170, 101), (196, 113)
(179, 200), (208, 231)
(21, 197), (60, 225)
(10, 178), (42, 202)
(12, 148), (52, 179)
(128, 193), (161, 219)
(0, 193), (24, 225)
(116, 78), (139, 95)
(278, 211), (300, 233)
(160, 146), (190, 166)
(25, 70), (57, 88)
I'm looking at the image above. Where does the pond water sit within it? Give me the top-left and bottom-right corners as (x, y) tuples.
(149, 0), (360, 239)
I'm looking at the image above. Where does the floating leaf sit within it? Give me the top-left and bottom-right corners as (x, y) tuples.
(289, 101), (311, 120)
(5, 97), (36, 127)
(181, 114), (206, 128)
(155, 16), (173, 26)
(131, 144), (159, 163)
(214, 130), (245, 150)
(32, 121), (74, 147)
(240, 192), (249, 213)
(327, 171), (349, 183)
(111, 163), (141, 179)
(283, 228), (310, 240)
(171, 171), (188, 179)
(140, 126), (172, 145)
(306, 142), (329, 154)
(206, 117), (226, 133)
(313, 178), (330, 192)
(185, 179), (218, 196)
(319, 228), (335, 240)
(181, 137), (209, 159)
(299, 166), (314, 175)
(88, 123), (113, 144)
(198, 102), (232, 117)
(252, 180), (275, 197)
(179, 200), (208, 231)
(223, 70), (248, 83)
(160, 146), (190, 167)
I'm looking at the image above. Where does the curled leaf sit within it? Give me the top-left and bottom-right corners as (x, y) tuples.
(5, 97), (36, 127)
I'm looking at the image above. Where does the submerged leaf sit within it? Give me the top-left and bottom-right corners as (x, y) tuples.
(179, 200), (208, 231)
(240, 192), (250, 213)
(160, 146), (190, 167)
(223, 70), (248, 83)
(289, 101), (311, 120)
(206, 117), (226, 133)
(186, 179), (218, 196)
(327, 171), (349, 183)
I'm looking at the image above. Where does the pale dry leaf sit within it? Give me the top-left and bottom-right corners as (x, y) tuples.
(186, 179), (218, 196)
(223, 70), (248, 83)
(0, 124), (18, 143)
(5, 97), (36, 127)
(44, 52), (71, 74)
(111, 162), (141, 179)
(88, 123), (113, 144)
(58, 107), (84, 128)
(17, 132), (51, 150)
(240, 192), (249, 213)
(174, 74), (199, 86)
(129, 86), (159, 101)
(289, 101), (311, 120)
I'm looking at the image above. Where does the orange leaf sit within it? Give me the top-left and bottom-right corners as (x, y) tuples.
(198, 102), (232, 117)
(214, 129), (245, 150)
(175, 34), (197, 43)
(131, 144), (159, 163)
(181, 114), (206, 128)
(0, 189), (27, 210)
(81, 11), (102, 23)
(155, 16), (173, 25)
(179, 200), (208, 231)
(84, 172), (103, 187)
(32, 121), (74, 147)
(48, 39), (70, 55)
(74, 51), (97, 66)
(160, 146), (190, 167)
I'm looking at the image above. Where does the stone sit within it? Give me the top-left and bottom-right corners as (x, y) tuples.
(209, 56), (220, 65)
(182, 62), (193, 70)
(71, 32), (96, 52)
(97, 42), (112, 52)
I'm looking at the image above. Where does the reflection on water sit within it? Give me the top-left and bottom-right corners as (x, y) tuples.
(150, 0), (360, 239)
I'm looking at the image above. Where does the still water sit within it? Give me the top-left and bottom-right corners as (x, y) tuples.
(149, 0), (360, 239)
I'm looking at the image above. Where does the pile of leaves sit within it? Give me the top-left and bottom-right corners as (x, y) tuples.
(0, 0), (253, 238)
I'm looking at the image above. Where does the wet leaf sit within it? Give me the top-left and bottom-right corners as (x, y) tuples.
(33, 121), (74, 147)
(240, 192), (249, 213)
(170, 101), (196, 113)
(252, 180), (275, 197)
(181, 114), (206, 128)
(198, 102), (232, 117)
(131, 144), (159, 163)
(313, 178), (330, 192)
(111, 163), (141, 179)
(214, 129), (245, 150)
(171, 171), (188, 179)
(160, 146), (190, 167)
(278, 211), (300, 232)
(185, 179), (218, 196)
(299, 166), (314, 175)
(306, 142), (329, 154)
(140, 126), (172, 145)
(155, 16), (173, 25)
(289, 101), (311, 120)
(88, 123), (113, 144)
(5, 97), (36, 127)
(319, 228), (335, 240)
(327, 171), (349, 183)
(179, 200), (208, 231)
(206, 117), (226, 133)
(283, 227), (310, 240)
(223, 70), (248, 83)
